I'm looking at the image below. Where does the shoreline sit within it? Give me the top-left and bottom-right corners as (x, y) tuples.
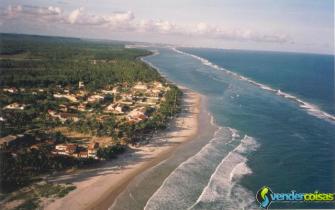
(110, 91), (217, 210)
(44, 87), (203, 210)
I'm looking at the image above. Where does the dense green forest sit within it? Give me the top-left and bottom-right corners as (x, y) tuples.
(0, 33), (161, 90)
(0, 34), (182, 193)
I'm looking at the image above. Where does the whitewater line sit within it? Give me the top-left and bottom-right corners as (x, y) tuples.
(143, 126), (231, 210)
(138, 47), (257, 210)
(171, 47), (335, 123)
(186, 143), (240, 210)
(187, 135), (258, 210)
(143, 126), (221, 210)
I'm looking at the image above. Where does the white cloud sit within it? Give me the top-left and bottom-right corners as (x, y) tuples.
(68, 7), (83, 24)
(1, 4), (63, 23)
(137, 19), (177, 33)
(0, 4), (290, 44)
(3, 5), (23, 19)
(48, 6), (62, 15)
(195, 22), (211, 34)
(109, 11), (134, 23)
(155, 20), (176, 33)
(185, 23), (290, 43)
(66, 8), (134, 26)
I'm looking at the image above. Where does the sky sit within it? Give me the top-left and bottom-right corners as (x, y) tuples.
(0, 0), (334, 54)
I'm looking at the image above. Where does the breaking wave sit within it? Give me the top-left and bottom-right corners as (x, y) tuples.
(144, 126), (258, 210)
(171, 47), (335, 123)
(188, 135), (259, 210)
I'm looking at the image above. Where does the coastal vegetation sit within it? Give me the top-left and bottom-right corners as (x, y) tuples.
(0, 182), (76, 210)
(0, 33), (182, 208)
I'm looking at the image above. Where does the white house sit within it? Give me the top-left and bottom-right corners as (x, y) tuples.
(88, 142), (99, 159)
(88, 95), (104, 103)
(53, 94), (78, 102)
(3, 103), (26, 110)
(127, 108), (147, 122)
(79, 81), (85, 89)
(106, 103), (126, 114)
(3, 88), (18, 93)
(133, 82), (148, 91)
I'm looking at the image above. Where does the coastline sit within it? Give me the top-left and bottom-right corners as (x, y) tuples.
(44, 86), (202, 210)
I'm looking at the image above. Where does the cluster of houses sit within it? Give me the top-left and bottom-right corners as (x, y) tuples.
(48, 110), (79, 123)
(52, 142), (100, 159)
(1, 87), (44, 112)
(3, 87), (18, 93)
(1, 88), (28, 112)
(45, 81), (169, 124)
(0, 133), (101, 160)
(1, 81), (169, 122)
(0, 81), (170, 158)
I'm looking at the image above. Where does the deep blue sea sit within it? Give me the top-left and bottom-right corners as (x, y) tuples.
(140, 47), (335, 209)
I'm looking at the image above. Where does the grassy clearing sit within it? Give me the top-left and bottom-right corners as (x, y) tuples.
(35, 183), (76, 198)
(1, 182), (76, 210)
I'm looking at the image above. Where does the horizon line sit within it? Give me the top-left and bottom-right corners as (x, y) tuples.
(1, 32), (334, 56)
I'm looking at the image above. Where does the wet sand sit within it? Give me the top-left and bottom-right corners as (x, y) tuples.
(110, 92), (217, 210)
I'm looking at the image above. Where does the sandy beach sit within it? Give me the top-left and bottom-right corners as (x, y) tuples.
(44, 87), (202, 210)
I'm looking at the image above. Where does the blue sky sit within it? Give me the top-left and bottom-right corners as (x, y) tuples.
(0, 0), (333, 54)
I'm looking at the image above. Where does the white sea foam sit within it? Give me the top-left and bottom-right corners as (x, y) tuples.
(144, 127), (259, 210)
(125, 44), (150, 49)
(126, 44), (160, 57)
(144, 127), (240, 210)
(188, 135), (259, 210)
(229, 162), (252, 183)
(228, 127), (240, 139)
(209, 113), (216, 126)
(171, 47), (335, 123)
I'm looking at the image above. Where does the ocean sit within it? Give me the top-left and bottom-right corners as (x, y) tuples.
(112, 47), (335, 209)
